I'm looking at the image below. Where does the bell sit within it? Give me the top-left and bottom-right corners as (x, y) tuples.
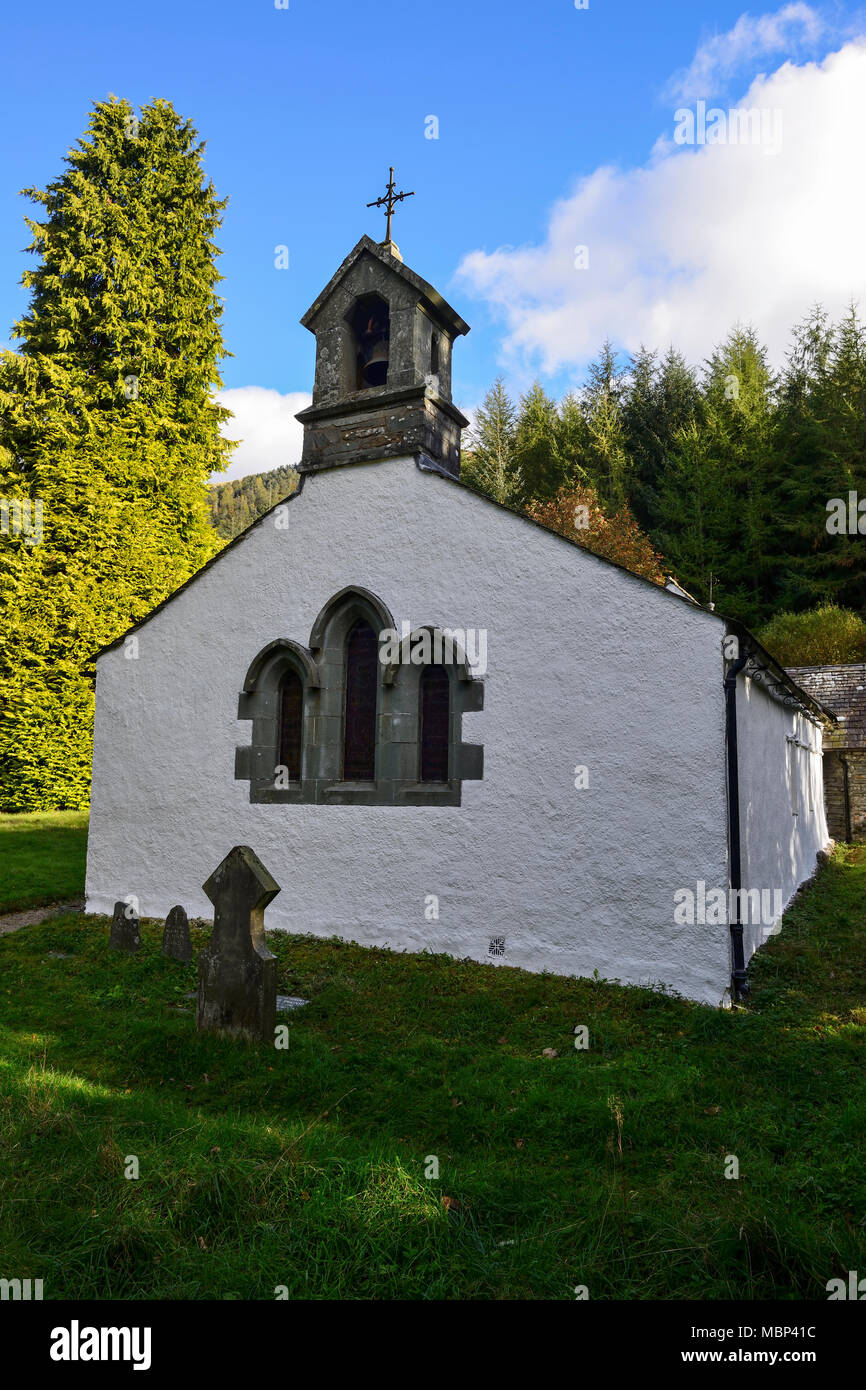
(361, 338), (389, 387)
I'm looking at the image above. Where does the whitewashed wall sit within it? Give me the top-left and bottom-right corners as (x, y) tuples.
(735, 674), (829, 963)
(87, 457), (734, 1003)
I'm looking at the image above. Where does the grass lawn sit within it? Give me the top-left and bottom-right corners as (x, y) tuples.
(0, 844), (863, 1300)
(0, 810), (89, 913)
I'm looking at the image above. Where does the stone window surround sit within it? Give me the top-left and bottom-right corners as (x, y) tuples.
(235, 586), (484, 806)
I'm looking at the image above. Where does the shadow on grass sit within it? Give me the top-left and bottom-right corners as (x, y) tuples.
(0, 844), (863, 1299)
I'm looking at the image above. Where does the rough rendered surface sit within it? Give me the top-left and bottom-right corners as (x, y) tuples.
(86, 457), (823, 1005)
(736, 677), (829, 961)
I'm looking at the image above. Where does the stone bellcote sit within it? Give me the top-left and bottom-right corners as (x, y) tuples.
(295, 235), (470, 478)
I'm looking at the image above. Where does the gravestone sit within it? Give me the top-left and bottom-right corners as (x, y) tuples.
(162, 905), (192, 964)
(110, 901), (140, 953)
(197, 846), (280, 1043)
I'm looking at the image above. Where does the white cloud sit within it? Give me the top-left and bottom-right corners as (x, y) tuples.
(213, 385), (311, 483)
(666, 3), (825, 102)
(457, 37), (866, 378)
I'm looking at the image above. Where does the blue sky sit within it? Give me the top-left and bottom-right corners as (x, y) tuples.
(1, 1), (863, 477)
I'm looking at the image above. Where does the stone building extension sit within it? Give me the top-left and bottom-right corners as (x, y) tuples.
(787, 663), (866, 841)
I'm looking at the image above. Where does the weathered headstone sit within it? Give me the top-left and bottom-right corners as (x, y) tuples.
(162, 905), (192, 964)
(197, 846), (280, 1043)
(110, 901), (140, 953)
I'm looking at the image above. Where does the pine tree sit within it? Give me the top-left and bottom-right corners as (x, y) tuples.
(623, 345), (701, 530)
(0, 97), (234, 810)
(654, 419), (730, 606)
(705, 326), (776, 621)
(511, 382), (565, 508)
(775, 304), (866, 613)
(461, 377), (518, 503)
(655, 327), (775, 623)
(579, 341), (633, 510)
(556, 391), (591, 490)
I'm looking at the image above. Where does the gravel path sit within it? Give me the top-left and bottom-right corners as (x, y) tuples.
(0, 900), (84, 937)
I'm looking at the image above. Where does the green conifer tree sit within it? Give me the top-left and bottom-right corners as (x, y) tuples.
(511, 381), (564, 508)
(579, 341), (633, 510)
(461, 377), (518, 503)
(556, 391), (591, 490)
(0, 97), (234, 810)
(623, 345), (701, 530)
(655, 327), (775, 623)
(775, 304), (866, 612)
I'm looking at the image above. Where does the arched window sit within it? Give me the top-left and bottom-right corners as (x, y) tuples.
(278, 668), (304, 781)
(235, 639), (319, 803)
(420, 665), (450, 782)
(343, 620), (378, 780)
(237, 596), (483, 806)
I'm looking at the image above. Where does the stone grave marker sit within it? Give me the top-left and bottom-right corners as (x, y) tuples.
(110, 901), (140, 953)
(162, 905), (192, 964)
(197, 846), (280, 1043)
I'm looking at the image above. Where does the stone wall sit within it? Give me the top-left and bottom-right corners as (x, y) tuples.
(823, 752), (848, 839)
(820, 750), (866, 841)
(847, 752), (866, 840)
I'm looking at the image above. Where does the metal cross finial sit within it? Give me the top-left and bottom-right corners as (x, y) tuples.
(367, 166), (415, 246)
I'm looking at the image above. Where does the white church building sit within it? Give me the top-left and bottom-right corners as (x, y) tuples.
(85, 232), (832, 1006)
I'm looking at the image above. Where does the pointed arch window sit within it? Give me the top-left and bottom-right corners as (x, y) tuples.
(343, 619), (378, 780)
(237, 592), (483, 806)
(278, 668), (304, 782)
(420, 665), (450, 782)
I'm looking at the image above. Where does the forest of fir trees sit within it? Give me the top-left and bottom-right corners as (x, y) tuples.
(458, 309), (866, 648)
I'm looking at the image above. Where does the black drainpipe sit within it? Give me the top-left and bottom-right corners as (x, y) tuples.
(725, 649), (750, 1000)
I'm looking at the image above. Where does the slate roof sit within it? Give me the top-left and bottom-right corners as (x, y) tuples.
(786, 664), (866, 750)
